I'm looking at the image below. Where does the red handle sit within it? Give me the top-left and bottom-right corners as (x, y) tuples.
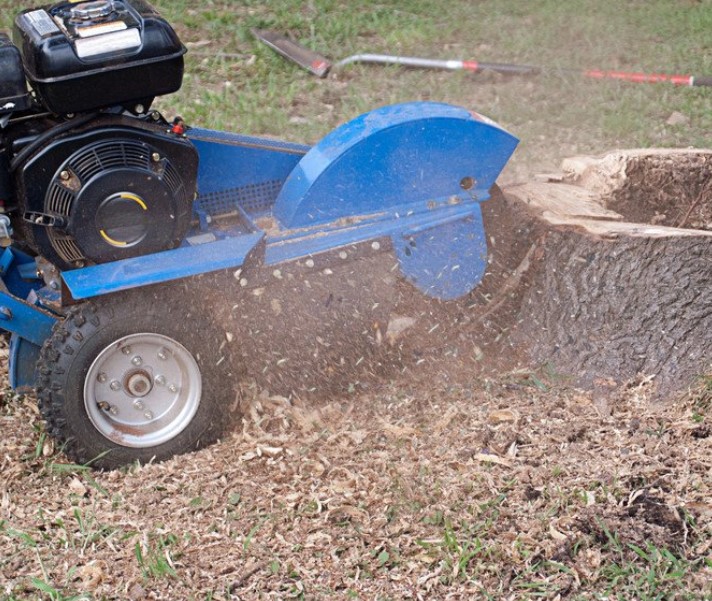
(583, 69), (693, 86)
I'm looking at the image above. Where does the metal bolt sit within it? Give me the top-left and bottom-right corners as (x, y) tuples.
(135, 104), (145, 114)
(97, 373), (107, 383)
(97, 401), (110, 411)
(133, 400), (145, 411)
(168, 384), (178, 393)
(131, 356), (143, 366)
(155, 375), (166, 386)
(109, 406), (119, 416)
(110, 380), (121, 391)
(157, 349), (168, 361)
(60, 170), (70, 181)
(151, 152), (161, 163)
(144, 411), (154, 420)
(122, 346), (132, 355)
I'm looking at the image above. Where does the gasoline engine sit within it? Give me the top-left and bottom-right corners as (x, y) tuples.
(0, 0), (198, 270)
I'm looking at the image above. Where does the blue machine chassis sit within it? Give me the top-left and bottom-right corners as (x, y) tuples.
(0, 102), (518, 391)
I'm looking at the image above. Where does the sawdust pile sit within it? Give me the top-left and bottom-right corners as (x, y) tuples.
(562, 149), (712, 230)
(2, 363), (710, 599)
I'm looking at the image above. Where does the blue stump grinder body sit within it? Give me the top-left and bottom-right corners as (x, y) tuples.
(0, 0), (517, 467)
(3, 101), (518, 391)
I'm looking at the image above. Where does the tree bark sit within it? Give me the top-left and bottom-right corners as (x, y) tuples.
(504, 150), (712, 398)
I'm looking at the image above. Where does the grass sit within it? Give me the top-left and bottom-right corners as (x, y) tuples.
(1, 0), (708, 179)
(148, 0), (712, 180)
(594, 522), (708, 601)
(134, 534), (179, 580)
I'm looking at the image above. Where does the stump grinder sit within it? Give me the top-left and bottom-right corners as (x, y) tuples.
(0, 0), (517, 467)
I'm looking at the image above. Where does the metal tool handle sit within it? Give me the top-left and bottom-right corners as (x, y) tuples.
(334, 54), (540, 76)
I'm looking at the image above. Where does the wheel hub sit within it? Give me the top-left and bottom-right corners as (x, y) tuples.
(84, 333), (201, 448)
(124, 369), (153, 397)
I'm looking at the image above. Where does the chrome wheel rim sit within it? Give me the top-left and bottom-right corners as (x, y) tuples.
(84, 333), (201, 448)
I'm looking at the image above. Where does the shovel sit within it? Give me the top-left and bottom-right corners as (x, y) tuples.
(253, 29), (712, 87)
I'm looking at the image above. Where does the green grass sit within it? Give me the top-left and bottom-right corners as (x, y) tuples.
(2, 0), (707, 175)
(134, 532), (180, 579)
(146, 0), (712, 177)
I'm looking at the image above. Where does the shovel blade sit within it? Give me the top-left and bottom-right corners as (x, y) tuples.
(252, 29), (332, 77)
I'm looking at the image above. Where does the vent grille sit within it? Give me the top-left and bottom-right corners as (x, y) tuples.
(48, 231), (84, 263)
(68, 140), (150, 183)
(46, 185), (74, 217)
(196, 180), (282, 218)
(42, 139), (186, 264)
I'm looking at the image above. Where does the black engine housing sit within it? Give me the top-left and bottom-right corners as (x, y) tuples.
(15, 115), (198, 269)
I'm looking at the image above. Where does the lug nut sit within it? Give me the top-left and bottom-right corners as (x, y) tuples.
(97, 373), (107, 383)
(133, 400), (145, 411)
(131, 356), (143, 366)
(110, 380), (121, 392)
(109, 406), (119, 416)
(122, 346), (132, 355)
(168, 384), (178, 393)
(157, 349), (168, 360)
(155, 375), (166, 386)
(144, 411), (154, 420)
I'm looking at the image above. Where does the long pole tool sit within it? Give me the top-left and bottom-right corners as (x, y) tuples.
(253, 29), (712, 87)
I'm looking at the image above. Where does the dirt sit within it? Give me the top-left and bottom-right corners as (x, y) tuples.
(1, 352), (710, 599)
(1, 164), (711, 598)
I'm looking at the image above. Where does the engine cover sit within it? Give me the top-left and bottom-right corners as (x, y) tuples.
(14, 1), (185, 114)
(17, 116), (198, 268)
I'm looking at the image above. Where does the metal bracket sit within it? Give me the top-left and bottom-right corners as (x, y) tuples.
(23, 211), (67, 228)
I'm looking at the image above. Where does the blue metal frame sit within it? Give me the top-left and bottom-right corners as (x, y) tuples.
(0, 101), (518, 390)
(0, 248), (59, 390)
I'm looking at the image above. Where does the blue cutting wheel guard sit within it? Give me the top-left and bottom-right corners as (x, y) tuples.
(273, 102), (518, 299)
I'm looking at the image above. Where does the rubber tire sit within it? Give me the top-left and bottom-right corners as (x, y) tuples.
(36, 294), (238, 469)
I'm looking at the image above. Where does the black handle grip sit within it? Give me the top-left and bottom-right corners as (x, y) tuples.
(692, 76), (712, 87)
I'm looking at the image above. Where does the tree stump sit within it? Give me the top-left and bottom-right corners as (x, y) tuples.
(503, 149), (712, 398)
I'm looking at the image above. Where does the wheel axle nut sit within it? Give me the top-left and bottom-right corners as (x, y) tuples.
(127, 372), (152, 397)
